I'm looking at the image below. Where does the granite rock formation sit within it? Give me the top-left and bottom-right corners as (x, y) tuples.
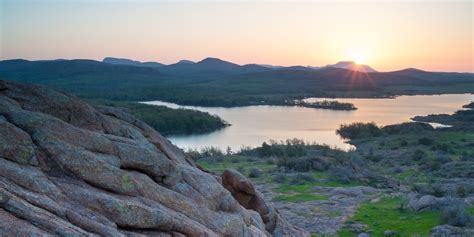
(0, 80), (308, 236)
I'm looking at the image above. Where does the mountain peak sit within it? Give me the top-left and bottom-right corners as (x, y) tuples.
(103, 57), (140, 65)
(326, 61), (377, 73)
(399, 68), (426, 73)
(198, 57), (232, 64)
(176, 59), (194, 64)
(196, 57), (240, 69)
(103, 57), (163, 68)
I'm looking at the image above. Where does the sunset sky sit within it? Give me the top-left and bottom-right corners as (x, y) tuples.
(1, 0), (473, 72)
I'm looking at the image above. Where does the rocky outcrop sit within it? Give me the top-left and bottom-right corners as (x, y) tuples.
(408, 195), (441, 211)
(222, 169), (309, 237)
(430, 225), (474, 237)
(0, 80), (307, 236)
(407, 194), (473, 213)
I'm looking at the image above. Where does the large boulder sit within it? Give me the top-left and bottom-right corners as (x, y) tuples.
(430, 225), (474, 237)
(0, 80), (306, 236)
(222, 169), (310, 237)
(407, 194), (448, 211)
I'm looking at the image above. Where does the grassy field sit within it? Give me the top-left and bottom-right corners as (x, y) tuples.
(195, 141), (470, 236)
(195, 116), (474, 236)
(197, 155), (274, 175)
(273, 193), (328, 203)
(339, 197), (442, 237)
(198, 154), (364, 202)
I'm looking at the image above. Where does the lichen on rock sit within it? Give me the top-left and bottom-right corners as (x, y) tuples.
(0, 80), (308, 236)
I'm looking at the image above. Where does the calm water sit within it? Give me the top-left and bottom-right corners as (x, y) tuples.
(143, 94), (473, 151)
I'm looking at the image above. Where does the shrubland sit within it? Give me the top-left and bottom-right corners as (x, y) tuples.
(191, 105), (474, 236)
(90, 100), (229, 135)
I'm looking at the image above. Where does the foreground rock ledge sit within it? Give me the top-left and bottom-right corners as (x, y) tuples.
(0, 80), (309, 237)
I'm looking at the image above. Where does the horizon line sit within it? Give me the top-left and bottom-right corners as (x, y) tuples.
(1, 56), (473, 74)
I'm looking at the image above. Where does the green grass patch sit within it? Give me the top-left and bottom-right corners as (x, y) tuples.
(197, 155), (274, 174)
(435, 131), (474, 158)
(311, 234), (338, 237)
(395, 169), (417, 180)
(273, 193), (327, 203)
(394, 169), (431, 183)
(468, 206), (474, 215)
(438, 131), (474, 143)
(339, 197), (441, 237)
(273, 172), (363, 195)
(274, 180), (361, 195)
(274, 184), (313, 193)
(316, 180), (363, 187)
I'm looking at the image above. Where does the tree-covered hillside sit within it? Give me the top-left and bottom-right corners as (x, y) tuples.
(1, 59), (473, 107)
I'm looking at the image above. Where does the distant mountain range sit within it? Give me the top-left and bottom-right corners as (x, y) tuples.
(0, 57), (472, 107)
(102, 57), (378, 73)
(103, 57), (164, 68)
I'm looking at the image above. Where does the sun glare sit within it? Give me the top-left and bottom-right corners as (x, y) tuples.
(354, 55), (366, 65)
(346, 47), (370, 65)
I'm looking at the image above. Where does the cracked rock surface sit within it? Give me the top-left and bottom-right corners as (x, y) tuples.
(0, 80), (308, 237)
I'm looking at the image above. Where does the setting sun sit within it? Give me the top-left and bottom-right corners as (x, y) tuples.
(353, 55), (366, 65)
(345, 48), (370, 65)
(0, 1), (473, 236)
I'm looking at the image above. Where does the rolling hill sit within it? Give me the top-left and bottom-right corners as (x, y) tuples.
(0, 58), (472, 107)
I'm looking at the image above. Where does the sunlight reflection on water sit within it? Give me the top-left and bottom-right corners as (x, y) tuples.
(142, 94), (473, 151)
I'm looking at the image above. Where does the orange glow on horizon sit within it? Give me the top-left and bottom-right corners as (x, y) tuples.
(1, 1), (472, 72)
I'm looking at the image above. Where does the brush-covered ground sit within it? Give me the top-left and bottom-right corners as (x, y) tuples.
(1, 59), (473, 108)
(87, 100), (229, 136)
(191, 103), (474, 236)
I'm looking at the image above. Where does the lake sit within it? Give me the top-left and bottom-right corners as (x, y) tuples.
(143, 94), (473, 151)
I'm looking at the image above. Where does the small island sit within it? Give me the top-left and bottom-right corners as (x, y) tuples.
(291, 100), (357, 111)
(462, 101), (474, 109)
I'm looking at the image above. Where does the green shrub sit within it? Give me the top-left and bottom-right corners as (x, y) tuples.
(256, 139), (307, 158)
(328, 166), (355, 183)
(366, 154), (382, 162)
(383, 122), (434, 134)
(412, 183), (432, 194)
(109, 102), (229, 136)
(393, 167), (403, 174)
(457, 185), (467, 198)
(337, 122), (381, 140)
(277, 156), (329, 172)
(289, 173), (316, 185)
(433, 143), (450, 152)
(441, 200), (472, 227)
(420, 158), (442, 171)
(272, 173), (287, 183)
(431, 184), (445, 197)
(412, 149), (426, 161)
(200, 146), (224, 158)
(266, 159), (276, 165)
(248, 168), (262, 178)
(418, 137), (434, 146)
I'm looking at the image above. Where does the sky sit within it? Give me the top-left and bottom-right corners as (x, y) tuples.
(1, 0), (473, 72)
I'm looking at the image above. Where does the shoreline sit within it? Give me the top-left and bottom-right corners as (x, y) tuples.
(141, 92), (473, 109)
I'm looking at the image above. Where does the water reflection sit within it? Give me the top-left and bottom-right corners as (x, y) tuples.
(142, 94), (473, 151)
